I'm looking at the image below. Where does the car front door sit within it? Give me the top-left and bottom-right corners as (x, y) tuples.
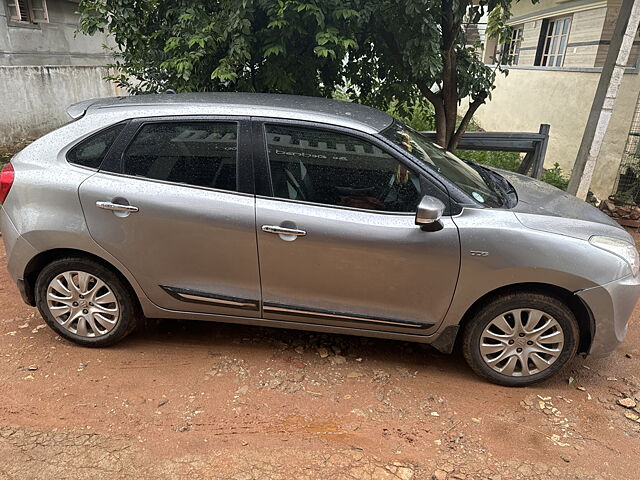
(253, 120), (461, 334)
(78, 117), (262, 317)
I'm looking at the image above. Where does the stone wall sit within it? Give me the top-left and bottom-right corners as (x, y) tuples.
(0, 65), (119, 146)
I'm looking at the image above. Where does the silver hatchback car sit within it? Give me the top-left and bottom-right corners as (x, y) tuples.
(1, 93), (639, 386)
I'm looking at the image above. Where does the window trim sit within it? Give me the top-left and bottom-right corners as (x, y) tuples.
(98, 116), (254, 196)
(7, 0), (48, 24)
(252, 117), (456, 216)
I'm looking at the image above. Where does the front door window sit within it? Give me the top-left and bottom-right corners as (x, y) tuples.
(264, 124), (423, 212)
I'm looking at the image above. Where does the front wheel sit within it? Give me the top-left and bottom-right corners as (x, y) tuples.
(462, 292), (579, 386)
(35, 257), (138, 347)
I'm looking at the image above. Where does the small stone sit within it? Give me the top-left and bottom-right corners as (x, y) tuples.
(27, 365), (38, 371)
(317, 347), (329, 358)
(294, 346), (304, 354)
(430, 411), (440, 417)
(517, 464), (533, 476)
(355, 357), (363, 362)
(618, 398), (637, 408)
(433, 470), (448, 480)
(351, 408), (366, 418)
(626, 353), (633, 359)
(471, 418), (481, 423)
(157, 400), (168, 408)
(561, 456), (571, 463)
(624, 411), (639, 421)
(331, 345), (342, 355)
(332, 355), (346, 365)
(577, 386), (586, 391)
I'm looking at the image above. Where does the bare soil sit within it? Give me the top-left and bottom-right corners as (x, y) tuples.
(0, 242), (639, 479)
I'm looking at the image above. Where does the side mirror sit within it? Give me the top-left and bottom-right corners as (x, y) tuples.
(415, 195), (445, 225)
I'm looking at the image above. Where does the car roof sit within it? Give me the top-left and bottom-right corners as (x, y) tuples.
(69, 93), (394, 134)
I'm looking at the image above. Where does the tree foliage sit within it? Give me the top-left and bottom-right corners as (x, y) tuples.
(79, 0), (521, 149)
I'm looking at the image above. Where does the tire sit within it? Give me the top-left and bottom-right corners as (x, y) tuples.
(462, 291), (579, 387)
(35, 257), (139, 347)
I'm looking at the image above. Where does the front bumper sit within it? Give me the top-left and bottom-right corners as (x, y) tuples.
(576, 273), (640, 357)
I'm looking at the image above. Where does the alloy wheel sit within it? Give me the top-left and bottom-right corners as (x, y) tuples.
(46, 270), (120, 337)
(479, 308), (564, 377)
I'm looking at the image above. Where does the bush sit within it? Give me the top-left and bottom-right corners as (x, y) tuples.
(540, 162), (569, 191)
(386, 100), (436, 132)
(455, 149), (521, 172)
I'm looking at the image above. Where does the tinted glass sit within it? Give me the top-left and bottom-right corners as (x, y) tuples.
(67, 123), (124, 169)
(121, 122), (237, 191)
(265, 125), (423, 212)
(382, 121), (504, 207)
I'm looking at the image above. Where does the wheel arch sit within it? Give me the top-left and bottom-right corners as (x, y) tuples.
(22, 248), (143, 315)
(455, 282), (594, 355)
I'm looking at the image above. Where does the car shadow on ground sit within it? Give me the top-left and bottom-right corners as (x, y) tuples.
(110, 316), (577, 388)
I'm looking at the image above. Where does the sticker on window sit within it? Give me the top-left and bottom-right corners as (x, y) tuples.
(472, 192), (485, 203)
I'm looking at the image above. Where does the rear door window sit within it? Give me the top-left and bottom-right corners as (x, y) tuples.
(67, 123), (125, 169)
(117, 122), (238, 192)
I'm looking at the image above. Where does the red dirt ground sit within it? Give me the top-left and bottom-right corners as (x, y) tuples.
(0, 241), (639, 479)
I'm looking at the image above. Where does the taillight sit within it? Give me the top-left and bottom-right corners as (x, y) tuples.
(0, 162), (15, 203)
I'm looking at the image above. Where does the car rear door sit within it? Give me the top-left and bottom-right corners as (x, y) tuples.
(253, 119), (461, 334)
(78, 116), (262, 317)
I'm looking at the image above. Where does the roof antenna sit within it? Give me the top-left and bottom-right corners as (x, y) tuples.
(165, 89), (177, 94)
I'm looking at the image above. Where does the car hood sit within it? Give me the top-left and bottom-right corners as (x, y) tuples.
(493, 169), (632, 243)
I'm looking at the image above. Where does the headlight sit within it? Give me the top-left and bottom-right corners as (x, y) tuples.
(589, 235), (639, 276)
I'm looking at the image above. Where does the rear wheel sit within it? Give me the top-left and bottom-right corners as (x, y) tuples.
(462, 292), (579, 386)
(35, 258), (138, 347)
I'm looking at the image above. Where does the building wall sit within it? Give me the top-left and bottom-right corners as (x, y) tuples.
(0, 1), (118, 146)
(485, 0), (638, 69)
(0, 0), (112, 65)
(0, 65), (120, 146)
(470, 68), (640, 199)
(473, 0), (640, 199)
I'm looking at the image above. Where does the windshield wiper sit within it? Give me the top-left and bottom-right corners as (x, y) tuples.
(462, 160), (517, 208)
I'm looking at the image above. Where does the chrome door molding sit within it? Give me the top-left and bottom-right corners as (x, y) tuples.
(161, 285), (260, 311)
(263, 302), (434, 329)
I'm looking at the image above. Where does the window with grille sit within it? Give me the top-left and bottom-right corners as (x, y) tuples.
(7, 0), (48, 23)
(535, 17), (572, 67)
(500, 26), (524, 65)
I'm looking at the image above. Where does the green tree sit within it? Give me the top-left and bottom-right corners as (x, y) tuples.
(79, 0), (519, 149)
(345, 0), (518, 149)
(79, 0), (360, 95)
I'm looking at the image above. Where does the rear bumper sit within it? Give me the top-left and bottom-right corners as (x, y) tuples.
(577, 273), (640, 357)
(1, 208), (38, 304)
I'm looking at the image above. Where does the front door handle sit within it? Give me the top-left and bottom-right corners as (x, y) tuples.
(96, 201), (139, 213)
(261, 225), (307, 237)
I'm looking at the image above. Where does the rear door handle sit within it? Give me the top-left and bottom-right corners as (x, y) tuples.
(261, 225), (306, 237)
(96, 201), (139, 213)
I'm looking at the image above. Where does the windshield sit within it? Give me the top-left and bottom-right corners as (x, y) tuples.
(381, 121), (505, 207)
